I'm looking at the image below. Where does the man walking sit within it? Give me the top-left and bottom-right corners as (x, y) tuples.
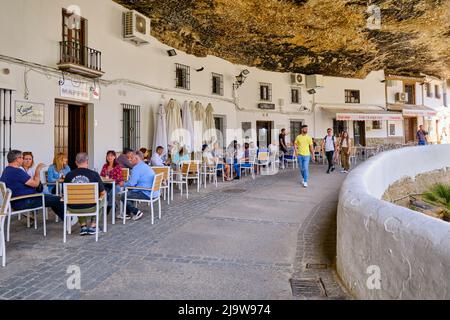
(322, 128), (337, 174)
(294, 125), (315, 188)
(416, 125), (428, 146)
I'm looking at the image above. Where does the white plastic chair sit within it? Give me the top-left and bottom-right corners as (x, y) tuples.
(123, 173), (164, 225)
(0, 183), (12, 267)
(63, 183), (107, 243)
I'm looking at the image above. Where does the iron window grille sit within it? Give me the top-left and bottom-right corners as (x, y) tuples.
(260, 83), (272, 101)
(176, 63), (190, 90)
(345, 90), (360, 103)
(212, 73), (224, 96)
(0, 89), (13, 170)
(372, 121), (382, 130)
(291, 88), (300, 104)
(121, 104), (141, 151)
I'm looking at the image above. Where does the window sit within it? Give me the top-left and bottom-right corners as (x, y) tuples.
(345, 90), (360, 103)
(404, 84), (415, 104)
(242, 122), (252, 139)
(425, 83), (433, 98)
(175, 64), (190, 90)
(290, 121), (303, 143)
(389, 124), (396, 136)
(260, 83), (272, 101)
(212, 73), (224, 96)
(62, 8), (87, 66)
(291, 88), (300, 104)
(122, 104), (141, 150)
(372, 121), (382, 130)
(333, 119), (348, 137)
(435, 85), (441, 99)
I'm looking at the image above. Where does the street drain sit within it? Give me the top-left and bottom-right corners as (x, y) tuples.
(290, 278), (327, 297)
(222, 189), (246, 194)
(306, 263), (328, 270)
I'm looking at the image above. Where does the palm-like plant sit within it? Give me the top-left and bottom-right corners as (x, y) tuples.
(423, 184), (450, 211)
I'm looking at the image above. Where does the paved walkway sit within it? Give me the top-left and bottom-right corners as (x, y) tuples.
(0, 164), (351, 300)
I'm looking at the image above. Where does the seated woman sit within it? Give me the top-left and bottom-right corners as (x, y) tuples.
(140, 148), (150, 164)
(100, 150), (123, 214)
(234, 143), (251, 179)
(204, 144), (231, 181)
(21, 151), (36, 178)
(172, 146), (190, 167)
(47, 153), (70, 194)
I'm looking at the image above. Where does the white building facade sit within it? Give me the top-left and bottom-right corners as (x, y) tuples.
(0, 0), (448, 169)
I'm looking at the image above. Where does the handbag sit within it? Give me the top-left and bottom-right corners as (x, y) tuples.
(35, 182), (44, 193)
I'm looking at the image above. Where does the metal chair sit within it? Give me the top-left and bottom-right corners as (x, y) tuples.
(238, 153), (256, 179)
(185, 160), (201, 192)
(123, 173), (164, 225)
(0, 183), (12, 267)
(202, 158), (219, 188)
(63, 183), (107, 243)
(170, 162), (190, 200)
(121, 168), (130, 182)
(255, 151), (270, 174)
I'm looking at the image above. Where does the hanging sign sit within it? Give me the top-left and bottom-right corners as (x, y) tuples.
(403, 109), (437, 117)
(15, 101), (45, 124)
(60, 80), (90, 102)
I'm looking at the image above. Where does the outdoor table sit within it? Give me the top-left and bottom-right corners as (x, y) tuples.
(101, 178), (116, 225)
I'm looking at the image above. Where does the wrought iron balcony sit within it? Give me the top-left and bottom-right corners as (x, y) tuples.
(57, 41), (104, 78)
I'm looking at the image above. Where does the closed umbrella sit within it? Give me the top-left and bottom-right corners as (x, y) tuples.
(153, 103), (168, 155)
(189, 101), (196, 129)
(204, 103), (217, 144)
(194, 101), (205, 151)
(181, 101), (194, 152)
(166, 99), (183, 147)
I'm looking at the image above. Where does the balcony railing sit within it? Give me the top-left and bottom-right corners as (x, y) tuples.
(58, 41), (103, 77)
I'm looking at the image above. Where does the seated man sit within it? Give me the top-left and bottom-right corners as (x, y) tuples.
(64, 153), (106, 236)
(150, 146), (170, 167)
(120, 151), (158, 221)
(117, 148), (135, 169)
(0, 150), (64, 220)
(234, 143), (251, 179)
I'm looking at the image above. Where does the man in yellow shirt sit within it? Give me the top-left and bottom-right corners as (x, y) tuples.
(294, 125), (315, 188)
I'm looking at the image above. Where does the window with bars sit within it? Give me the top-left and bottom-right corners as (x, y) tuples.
(425, 83), (433, 97)
(291, 88), (300, 104)
(345, 90), (360, 103)
(290, 121), (303, 142)
(122, 104), (141, 151)
(260, 83), (272, 101)
(435, 85), (441, 99)
(212, 73), (224, 96)
(175, 63), (190, 90)
(372, 121), (382, 130)
(0, 89), (13, 170)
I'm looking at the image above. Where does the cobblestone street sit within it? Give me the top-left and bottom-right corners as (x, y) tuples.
(0, 165), (350, 300)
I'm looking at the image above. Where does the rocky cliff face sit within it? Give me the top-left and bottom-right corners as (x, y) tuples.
(115, 0), (449, 78)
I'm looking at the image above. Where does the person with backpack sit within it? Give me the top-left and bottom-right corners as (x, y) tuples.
(321, 128), (337, 174)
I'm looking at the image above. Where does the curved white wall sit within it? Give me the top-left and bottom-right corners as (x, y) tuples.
(337, 145), (450, 299)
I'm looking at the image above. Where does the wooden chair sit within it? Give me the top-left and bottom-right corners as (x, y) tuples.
(0, 182), (12, 267)
(255, 151), (270, 174)
(186, 160), (201, 192)
(170, 162), (190, 200)
(202, 158), (219, 188)
(151, 166), (171, 204)
(63, 183), (107, 243)
(121, 168), (130, 182)
(123, 173), (164, 225)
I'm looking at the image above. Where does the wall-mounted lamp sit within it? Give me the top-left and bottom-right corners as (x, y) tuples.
(233, 69), (250, 89)
(307, 89), (316, 95)
(167, 49), (177, 57)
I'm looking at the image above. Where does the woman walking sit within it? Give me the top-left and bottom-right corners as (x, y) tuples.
(339, 131), (352, 173)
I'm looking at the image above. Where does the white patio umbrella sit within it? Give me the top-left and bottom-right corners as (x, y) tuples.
(204, 103), (217, 144)
(166, 99), (183, 147)
(153, 103), (168, 155)
(181, 101), (194, 152)
(194, 101), (205, 150)
(189, 101), (196, 128)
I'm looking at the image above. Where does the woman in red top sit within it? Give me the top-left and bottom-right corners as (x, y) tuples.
(100, 151), (123, 214)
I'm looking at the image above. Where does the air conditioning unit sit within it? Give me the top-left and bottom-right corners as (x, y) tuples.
(395, 92), (408, 103)
(291, 73), (305, 86)
(122, 10), (151, 46)
(306, 74), (324, 89)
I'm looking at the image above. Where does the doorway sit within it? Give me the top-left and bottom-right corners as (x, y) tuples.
(214, 116), (226, 148)
(256, 121), (273, 148)
(404, 117), (417, 143)
(353, 121), (366, 146)
(54, 101), (88, 169)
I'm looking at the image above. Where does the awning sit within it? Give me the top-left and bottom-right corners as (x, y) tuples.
(318, 103), (386, 112)
(336, 112), (403, 121)
(388, 104), (437, 117)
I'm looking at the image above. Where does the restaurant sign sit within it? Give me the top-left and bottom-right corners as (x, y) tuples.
(60, 80), (90, 102)
(403, 109), (437, 117)
(15, 100), (45, 124)
(258, 103), (276, 110)
(336, 113), (403, 121)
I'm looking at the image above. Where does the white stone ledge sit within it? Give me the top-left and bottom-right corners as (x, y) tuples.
(337, 144), (450, 299)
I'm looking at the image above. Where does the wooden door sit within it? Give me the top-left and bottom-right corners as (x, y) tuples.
(62, 8), (86, 65)
(353, 121), (366, 146)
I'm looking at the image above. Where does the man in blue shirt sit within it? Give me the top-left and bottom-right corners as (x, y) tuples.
(119, 150), (158, 221)
(0, 150), (64, 220)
